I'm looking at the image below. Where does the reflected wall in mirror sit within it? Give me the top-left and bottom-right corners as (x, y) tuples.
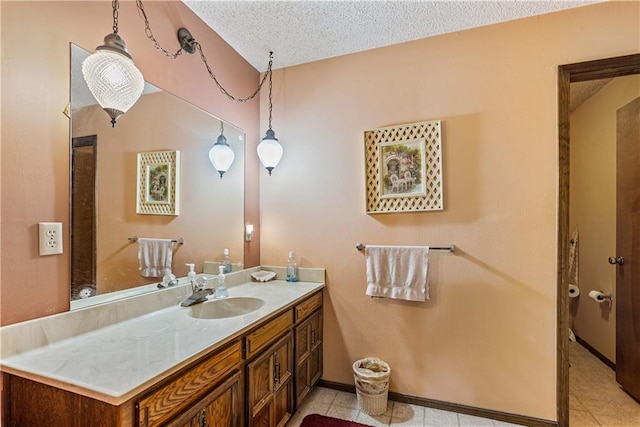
(70, 44), (245, 305)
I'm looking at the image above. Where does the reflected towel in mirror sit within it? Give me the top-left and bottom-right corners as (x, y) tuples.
(138, 238), (174, 278)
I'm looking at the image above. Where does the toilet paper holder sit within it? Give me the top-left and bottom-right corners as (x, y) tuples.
(589, 290), (613, 302)
(599, 293), (613, 302)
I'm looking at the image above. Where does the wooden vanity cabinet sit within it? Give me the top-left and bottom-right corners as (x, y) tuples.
(2, 288), (324, 427)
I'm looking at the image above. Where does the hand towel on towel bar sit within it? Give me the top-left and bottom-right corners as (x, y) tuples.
(138, 238), (174, 278)
(365, 245), (430, 301)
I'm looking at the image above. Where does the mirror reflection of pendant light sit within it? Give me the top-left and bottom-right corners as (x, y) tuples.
(209, 122), (235, 178)
(82, 0), (144, 127)
(257, 58), (283, 176)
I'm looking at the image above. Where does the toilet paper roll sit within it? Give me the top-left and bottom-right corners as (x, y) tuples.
(589, 290), (606, 303)
(568, 284), (580, 298)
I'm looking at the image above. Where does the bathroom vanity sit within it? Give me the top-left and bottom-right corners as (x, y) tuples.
(1, 269), (324, 427)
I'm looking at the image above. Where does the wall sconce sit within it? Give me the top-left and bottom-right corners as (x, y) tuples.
(209, 122), (235, 178)
(83, 0), (284, 174)
(82, 0), (144, 127)
(245, 224), (254, 242)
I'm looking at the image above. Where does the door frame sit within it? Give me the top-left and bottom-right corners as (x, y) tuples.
(557, 53), (640, 427)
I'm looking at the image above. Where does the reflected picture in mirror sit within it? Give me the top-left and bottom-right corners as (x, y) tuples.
(70, 44), (245, 307)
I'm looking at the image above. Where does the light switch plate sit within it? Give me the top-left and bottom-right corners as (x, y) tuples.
(39, 222), (63, 255)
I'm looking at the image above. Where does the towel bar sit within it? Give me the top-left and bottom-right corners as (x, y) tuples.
(129, 236), (184, 244)
(356, 242), (454, 253)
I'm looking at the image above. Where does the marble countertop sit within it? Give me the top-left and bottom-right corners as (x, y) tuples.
(1, 280), (324, 405)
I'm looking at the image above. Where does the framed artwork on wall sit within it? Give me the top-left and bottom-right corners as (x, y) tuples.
(379, 138), (427, 199)
(364, 120), (443, 213)
(136, 150), (181, 215)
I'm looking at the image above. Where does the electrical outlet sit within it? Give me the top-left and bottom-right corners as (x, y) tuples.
(39, 222), (63, 256)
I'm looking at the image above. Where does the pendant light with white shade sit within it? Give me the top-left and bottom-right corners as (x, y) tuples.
(209, 122), (235, 178)
(256, 56), (284, 176)
(81, 0), (144, 127)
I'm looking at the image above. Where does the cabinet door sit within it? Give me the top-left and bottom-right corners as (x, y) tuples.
(309, 310), (323, 387)
(295, 310), (323, 407)
(167, 371), (242, 427)
(295, 316), (311, 404)
(247, 332), (293, 427)
(247, 346), (274, 424)
(273, 334), (293, 427)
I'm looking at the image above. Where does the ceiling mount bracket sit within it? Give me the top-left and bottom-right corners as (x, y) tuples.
(178, 28), (196, 54)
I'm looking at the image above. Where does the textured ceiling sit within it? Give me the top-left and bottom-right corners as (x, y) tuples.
(182, 0), (599, 72)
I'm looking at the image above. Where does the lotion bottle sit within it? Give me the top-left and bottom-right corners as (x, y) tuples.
(216, 265), (229, 298)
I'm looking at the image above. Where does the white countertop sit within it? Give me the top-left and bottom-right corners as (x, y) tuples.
(1, 280), (324, 405)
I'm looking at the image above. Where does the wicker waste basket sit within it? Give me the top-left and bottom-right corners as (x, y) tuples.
(352, 357), (391, 415)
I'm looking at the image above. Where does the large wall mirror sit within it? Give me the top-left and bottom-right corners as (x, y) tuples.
(70, 44), (245, 308)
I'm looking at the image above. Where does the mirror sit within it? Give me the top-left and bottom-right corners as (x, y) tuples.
(70, 44), (245, 307)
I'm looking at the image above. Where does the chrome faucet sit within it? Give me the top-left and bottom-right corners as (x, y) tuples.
(181, 276), (214, 307)
(180, 287), (214, 307)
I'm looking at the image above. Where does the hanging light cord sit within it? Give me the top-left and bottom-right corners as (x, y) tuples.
(267, 60), (273, 130)
(135, 0), (183, 59)
(195, 46), (272, 103)
(112, 0), (120, 34)
(134, 0), (273, 103)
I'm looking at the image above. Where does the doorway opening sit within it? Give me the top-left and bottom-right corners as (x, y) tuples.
(557, 54), (640, 427)
(71, 135), (97, 300)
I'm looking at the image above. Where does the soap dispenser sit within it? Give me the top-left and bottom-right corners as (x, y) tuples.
(222, 248), (232, 274)
(216, 265), (229, 298)
(286, 251), (298, 282)
(186, 263), (197, 290)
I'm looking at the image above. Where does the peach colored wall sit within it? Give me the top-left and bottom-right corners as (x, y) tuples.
(570, 75), (640, 362)
(1, 1), (260, 325)
(259, 2), (639, 421)
(73, 92), (245, 294)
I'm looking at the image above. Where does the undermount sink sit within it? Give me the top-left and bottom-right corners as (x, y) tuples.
(188, 297), (266, 319)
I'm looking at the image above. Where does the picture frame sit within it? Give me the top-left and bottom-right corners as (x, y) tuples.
(379, 138), (427, 199)
(136, 150), (180, 215)
(364, 120), (443, 213)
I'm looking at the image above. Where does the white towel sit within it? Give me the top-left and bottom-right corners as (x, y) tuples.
(138, 238), (174, 278)
(365, 245), (429, 301)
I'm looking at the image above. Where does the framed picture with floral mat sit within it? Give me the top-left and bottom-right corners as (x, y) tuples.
(364, 120), (442, 213)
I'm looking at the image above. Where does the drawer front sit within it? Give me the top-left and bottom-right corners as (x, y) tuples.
(295, 292), (322, 323)
(138, 340), (242, 427)
(246, 310), (293, 360)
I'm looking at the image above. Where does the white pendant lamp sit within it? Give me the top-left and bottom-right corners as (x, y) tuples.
(82, 0), (144, 127)
(209, 123), (235, 178)
(257, 58), (283, 176)
(257, 129), (283, 176)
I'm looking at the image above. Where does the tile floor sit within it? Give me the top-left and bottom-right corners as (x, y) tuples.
(569, 341), (640, 426)
(286, 387), (522, 427)
(287, 342), (640, 427)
